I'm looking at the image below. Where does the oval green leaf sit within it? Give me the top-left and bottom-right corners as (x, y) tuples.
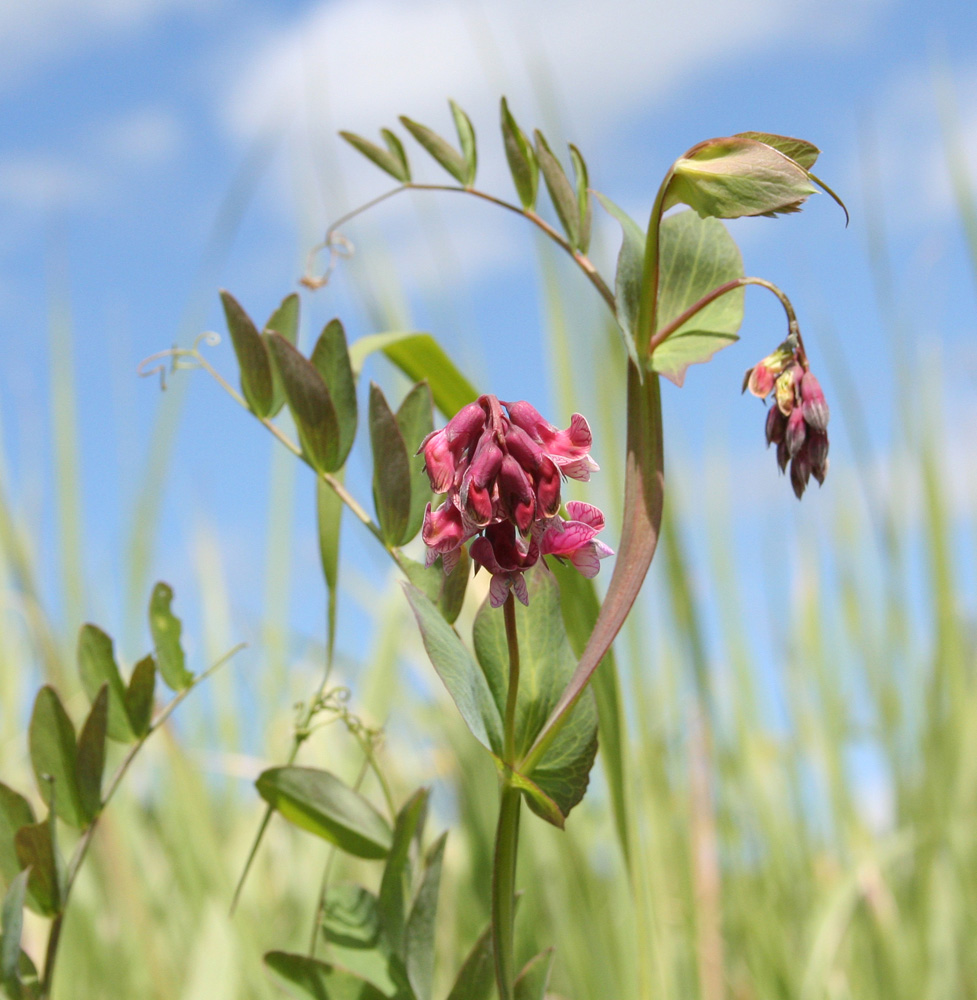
(262, 292), (300, 418)
(534, 130), (580, 250)
(28, 687), (84, 828)
(650, 209), (745, 386)
(368, 383), (411, 547)
(0, 786), (35, 894)
(124, 655), (156, 739)
(14, 820), (60, 917)
(265, 951), (389, 1000)
(310, 319), (358, 469)
(402, 584), (503, 756)
(75, 685), (108, 825)
(399, 114), (468, 184)
(77, 624), (135, 743)
(449, 100), (477, 186)
(256, 767), (392, 860)
(500, 97), (538, 210)
(220, 290), (274, 417)
(149, 582), (193, 691)
(339, 130), (410, 183)
(267, 332), (341, 473)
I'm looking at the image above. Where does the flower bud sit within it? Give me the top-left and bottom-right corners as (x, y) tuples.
(460, 432), (503, 526)
(786, 407), (807, 458)
(504, 424), (544, 471)
(806, 429), (829, 485)
(765, 406), (786, 447)
(776, 439), (789, 473)
(421, 502), (466, 553)
(498, 454), (535, 533)
(534, 455), (562, 519)
(790, 452), (812, 500)
(800, 372), (829, 432)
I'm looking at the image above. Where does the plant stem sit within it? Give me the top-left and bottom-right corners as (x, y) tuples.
(502, 592), (521, 765)
(646, 275), (802, 356)
(493, 591), (523, 1000)
(492, 783), (521, 1000)
(304, 182), (617, 315)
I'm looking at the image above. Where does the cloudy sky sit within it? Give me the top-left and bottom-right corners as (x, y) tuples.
(1, 0), (975, 722)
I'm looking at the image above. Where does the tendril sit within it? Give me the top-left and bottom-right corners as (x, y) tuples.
(301, 232), (355, 291)
(136, 332), (222, 390)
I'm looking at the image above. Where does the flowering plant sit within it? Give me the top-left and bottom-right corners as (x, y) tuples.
(0, 97), (843, 1000)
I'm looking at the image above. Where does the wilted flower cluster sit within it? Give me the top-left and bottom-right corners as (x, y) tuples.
(419, 394), (613, 607)
(743, 337), (830, 499)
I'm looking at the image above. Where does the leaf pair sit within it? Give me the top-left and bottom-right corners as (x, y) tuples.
(341, 100), (477, 187)
(404, 566), (597, 829)
(78, 626), (156, 742)
(369, 382), (433, 548)
(221, 290), (299, 419)
(223, 292), (359, 475)
(500, 99), (592, 255)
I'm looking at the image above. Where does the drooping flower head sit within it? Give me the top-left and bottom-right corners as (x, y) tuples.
(743, 336), (829, 499)
(418, 394), (612, 606)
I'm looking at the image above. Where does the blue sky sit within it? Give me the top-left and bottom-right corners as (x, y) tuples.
(1, 0), (976, 767)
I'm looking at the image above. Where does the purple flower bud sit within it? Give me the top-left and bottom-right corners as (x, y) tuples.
(800, 372), (829, 432)
(534, 455), (562, 519)
(421, 502), (466, 554)
(765, 406), (786, 447)
(498, 454), (536, 533)
(790, 452), (812, 500)
(504, 424), (544, 471)
(460, 432), (503, 526)
(418, 401), (487, 494)
(776, 439), (790, 473)
(786, 407), (807, 458)
(806, 429), (829, 485)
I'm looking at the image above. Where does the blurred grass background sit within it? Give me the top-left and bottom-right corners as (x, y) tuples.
(2, 88), (977, 1000)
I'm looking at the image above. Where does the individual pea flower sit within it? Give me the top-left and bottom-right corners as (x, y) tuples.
(745, 335), (830, 499)
(417, 393), (612, 605)
(539, 502), (614, 578)
(741, 340), (795, 400)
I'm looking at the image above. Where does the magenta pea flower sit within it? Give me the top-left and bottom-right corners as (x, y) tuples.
(540, 502), (614, 578)
(417, 394), (612, 605)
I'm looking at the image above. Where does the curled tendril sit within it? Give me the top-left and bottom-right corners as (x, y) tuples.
(136, 332), (222, 390)
(301, 232), (355, 291)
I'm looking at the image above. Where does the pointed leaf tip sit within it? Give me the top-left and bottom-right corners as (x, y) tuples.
(500, 97), (538, 210)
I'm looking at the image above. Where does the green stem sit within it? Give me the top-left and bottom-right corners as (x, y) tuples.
(493, 591), (523, 1000)
(502, 592), (521, 765)
(304, 182), (617, 314)
(636, 169), (674, 354)
(492, 783), (521, 1000)
(646, 275), (802, 357)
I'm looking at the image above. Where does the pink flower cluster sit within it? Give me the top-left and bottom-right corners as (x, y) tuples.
(744, 339), (829, 499)
(419, 394), (613, 607)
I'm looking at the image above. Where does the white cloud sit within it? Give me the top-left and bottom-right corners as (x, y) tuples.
(0, 154), (96, 209)
(221, 0), (890, 287)
(226, 0), (887, 147)
(0, 0), (219, 90)
(98, 107), (185, 166)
